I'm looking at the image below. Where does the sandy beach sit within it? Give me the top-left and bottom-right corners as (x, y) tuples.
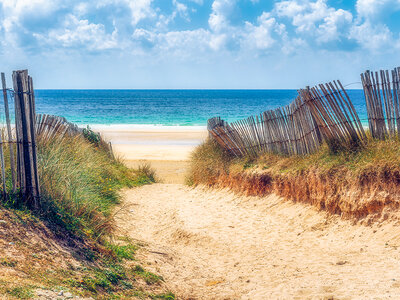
(116, 184), (400, 299)
(95, 125), (208, 183)
(94, 124), (400, 299)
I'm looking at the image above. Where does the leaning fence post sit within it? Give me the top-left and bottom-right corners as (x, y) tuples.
(0, 131), (6, 200)
(28, 76), (40, 199)
(1, 73), (16, 193)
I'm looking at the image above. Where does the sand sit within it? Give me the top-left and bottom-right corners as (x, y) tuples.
(116, 184), (400, 299)
(101, 125), (400, 298)
(95, 126), (207, 183)
(95, 125), (207, 161)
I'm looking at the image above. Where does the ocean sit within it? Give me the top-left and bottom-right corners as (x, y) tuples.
(30, 89), (368, 127)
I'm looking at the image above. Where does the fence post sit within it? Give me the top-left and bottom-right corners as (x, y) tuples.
(1, 73), (16, 193)
(12, 70), (40, 207)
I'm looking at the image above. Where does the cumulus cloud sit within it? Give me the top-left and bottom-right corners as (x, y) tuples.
(275, 0), (353, 44)
(349, 21), (394, 51)
(38, 15), (119, 51)
(356, 0), (400, 19)
(209, 0), (236, 32)
(0, 0), (398, 62)
(242, 13), (283, 50)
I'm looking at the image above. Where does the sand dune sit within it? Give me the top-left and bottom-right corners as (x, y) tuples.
(116, 183), (400, 299)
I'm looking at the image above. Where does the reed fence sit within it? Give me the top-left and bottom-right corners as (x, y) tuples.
(361, 67), (400, 140)
(208, 80), (365, 158)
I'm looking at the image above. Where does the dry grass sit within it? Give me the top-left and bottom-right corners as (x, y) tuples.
(188, 137), (400, 220)
(186, 139), (234, 186)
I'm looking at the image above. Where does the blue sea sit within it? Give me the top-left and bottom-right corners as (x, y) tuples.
(30, 90), (367, 126)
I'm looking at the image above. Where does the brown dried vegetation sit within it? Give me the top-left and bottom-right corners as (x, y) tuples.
(187, 138), (400, 221)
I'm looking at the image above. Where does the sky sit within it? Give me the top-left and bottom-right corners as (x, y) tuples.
(0, 0), (399, 89)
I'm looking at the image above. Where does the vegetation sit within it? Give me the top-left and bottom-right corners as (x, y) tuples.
(0, 129), (173, 299)
(35, 134), (156, 240)
(187, 136), (400, 218)
(188, 136), (400, 184)
(186, 138), (233, 186)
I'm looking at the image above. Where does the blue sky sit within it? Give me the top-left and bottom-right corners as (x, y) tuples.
(0, 0), (399, 88)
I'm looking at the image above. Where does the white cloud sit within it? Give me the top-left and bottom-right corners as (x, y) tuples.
(349, 21), (394, 51)
(0, 0), (57, 15)
(275, 0), (353, 43)
(127, 0), (154, 25)
(209, 0), (236, 32)
(317, 8), (352, 42)
(96, 0), (155, 25)
(133, 27), (213, 58)
(173, 0), (189, 20)
(38, 15), (119, 51)
(351, 0), (400, 51)
(0, 0), (59, 32)
(242, 13), (282, 50)
(0, 0), (398, 70)
(356, 0), (400, 19)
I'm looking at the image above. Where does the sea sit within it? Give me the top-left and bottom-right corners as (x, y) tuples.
(29, 89), (368, 127)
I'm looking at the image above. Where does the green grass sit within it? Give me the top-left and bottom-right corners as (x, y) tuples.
(0, 258), (18, 268)
(5, 286), (34, 299)
(33, 134), (155, 240)
(1, 132), (154, 241)
(106, 243), (137, 261)
(132, 265), (164, 285)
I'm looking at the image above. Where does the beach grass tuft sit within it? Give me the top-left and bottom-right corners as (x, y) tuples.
(36, 134), (153, 240)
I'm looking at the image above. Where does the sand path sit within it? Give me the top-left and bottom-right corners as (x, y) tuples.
(116, 184), (400, 299)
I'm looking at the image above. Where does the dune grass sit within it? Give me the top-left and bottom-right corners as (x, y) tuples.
(35, 134), (155, 240)
(187, 137), (400, 219)
(0, 131), (175, 298)
(188, 136), (400, 186)
(1, 132), (155, 241)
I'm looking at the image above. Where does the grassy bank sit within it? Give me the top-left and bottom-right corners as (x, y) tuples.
(0, 129), (175, 299)
(188, 138), (400, 220)
(37, 133), (154, 241)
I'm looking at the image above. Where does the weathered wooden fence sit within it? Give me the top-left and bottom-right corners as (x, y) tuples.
(0, 70), (40, 206)
(208, 80), (365, 157)
(36, 114), (115, 159)
(361, 67), (400, 140)
(0, 71), (116, 206)
(36, 114), (83, 141)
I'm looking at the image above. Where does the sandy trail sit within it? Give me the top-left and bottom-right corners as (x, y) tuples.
(116, 184), (400, 299)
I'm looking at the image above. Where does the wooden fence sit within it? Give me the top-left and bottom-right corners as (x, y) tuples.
(208, 80), (366, 157)
(36, 114), (115, 159)
(361, 67), (400, 140)
(0, 70), (40, 206)
(36, 114), (83, 141)
(0, 71), (116, 207)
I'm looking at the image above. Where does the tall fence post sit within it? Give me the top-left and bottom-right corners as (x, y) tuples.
(12, 70), (40, 207)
